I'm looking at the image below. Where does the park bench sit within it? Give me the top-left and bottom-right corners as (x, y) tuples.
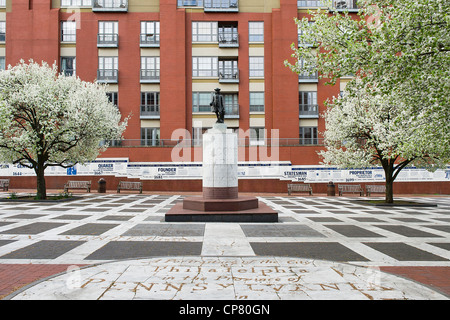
(0, 179), (10, 191)
(338, 184), (364, 196)
(117, 181), (143, 194)
(366, 185), (386, 196)
(63, 180), (91, 193)
(287, 183), (313, 196)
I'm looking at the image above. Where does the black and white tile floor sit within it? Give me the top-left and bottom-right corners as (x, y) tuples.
(1, 194), (449, 299)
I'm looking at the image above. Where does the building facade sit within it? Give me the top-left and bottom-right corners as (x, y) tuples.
(1, 0), (449, 194)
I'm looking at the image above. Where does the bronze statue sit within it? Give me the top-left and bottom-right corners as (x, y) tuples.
(210, 88), (225, 123)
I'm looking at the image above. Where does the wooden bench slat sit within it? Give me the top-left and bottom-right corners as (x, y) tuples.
(64, 181), (91, 193)
(338, 184), (363, 196)
(366, 185), (386, 196)
(117, 181), (143, 194)
(0, 179), (10, 191)
(287, 184), (313, 195)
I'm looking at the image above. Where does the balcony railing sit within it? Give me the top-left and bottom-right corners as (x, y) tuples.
(219, 70), (239, 83)
(141, 106), (160, 119)
(103, 138), (324, 148)
(97, 34), (118, 47)
(140, 34), (160, 47)
(218, 32), (239, 47)
(140, 69), (160, 83)
(62, 69), (76, 77)
(204, 0), (239, 12)
(332, 0), (359, 12)
(93, 0), (128, 12)
(97, 69), (118, 83)
(298, 71), (319, 82)
(299, 104), (319, 118)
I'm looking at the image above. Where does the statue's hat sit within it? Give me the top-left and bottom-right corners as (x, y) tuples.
(214, 88), (221, 91)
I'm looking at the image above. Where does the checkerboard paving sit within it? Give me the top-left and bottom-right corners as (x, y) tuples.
(0, 194), (449, 267)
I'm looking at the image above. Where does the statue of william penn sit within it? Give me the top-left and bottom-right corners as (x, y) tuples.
(210, 88), (225, 123)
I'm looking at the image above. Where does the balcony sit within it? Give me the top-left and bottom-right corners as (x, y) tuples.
(298, 71), (319, 83)
(299, 104), (319, 118)
(97, 69), (118, 83)
(62, 69), (76, 77)
(141, 106), (160, 119)
(204, 0), (239, 12)
(331, 0), (359, 12)
(218, 32), (239, 48)
(219, 70), (239, 83)
(140, 34), (160, 47)
(97, 34), (118, 48)
(140, 69), (160, 83)
(93, 0), (128, 12)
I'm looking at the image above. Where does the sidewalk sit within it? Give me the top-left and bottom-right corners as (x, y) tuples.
(0, 192), (449, 299)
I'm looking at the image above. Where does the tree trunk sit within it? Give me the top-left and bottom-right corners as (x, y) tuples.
(35, 164), (47, 200)
(383, 162), (394, 204)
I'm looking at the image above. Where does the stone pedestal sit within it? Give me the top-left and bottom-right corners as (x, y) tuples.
(202, 123), (238, 199)
(165, 123), (278, 222)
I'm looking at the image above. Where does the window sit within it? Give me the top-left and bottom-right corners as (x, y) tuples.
(192, 92), (213, 112)
(249, 22), (264, 42)
(250, 127), (265, 145)
(140, 21), (160, 46)
(98, 56), (118, 82)
(141, 127), (160, 146)
(178, 0), (203, 7)
(299, 91), (318, 117)
(0, 0), (5, 7)
(61, 0), (91, 7)
(218, 23), (238, 46)
(0, 22), (5, 42)
(299, 126), (318, 145)
(192, 22), (218, 42)
(0, 57), (5, 71)
(141, 57), (160, 81)
(297, 0), (326, 7)
(141, 92), (160, 117)
(249, 56), (264, 77)
(249, 92), (264, 112)
(61, 21), (76, 42)
(61, 57), (76, 76)
(219, 59), (238, 81)
(224, 93), (239, 117)
(106, 92), (118, 107)
(98, 21), (118, 46)
(192, 57), (218, 77)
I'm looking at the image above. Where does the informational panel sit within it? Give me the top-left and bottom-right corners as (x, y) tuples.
(0, 159), (449, 183)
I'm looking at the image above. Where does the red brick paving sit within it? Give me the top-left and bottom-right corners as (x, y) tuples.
(0, 264), (449, 299)
(0, 264), (85, 299)
(380, 266), (450, 297)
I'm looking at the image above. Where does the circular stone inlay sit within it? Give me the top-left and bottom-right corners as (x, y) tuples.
(8, 256), (447, 300)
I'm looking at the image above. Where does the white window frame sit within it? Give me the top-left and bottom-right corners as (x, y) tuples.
(249, 21), (264, 42)
(192, 57), (218, 77)
(249, 56), (264, 77)
(61, 21), (76, 42)
(192, 21), (218, 42)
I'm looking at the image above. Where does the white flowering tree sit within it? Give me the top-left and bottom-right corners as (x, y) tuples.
(321, 82), (448, 203)
(0, 61), (128, 199)
(285, 0), (450, 202)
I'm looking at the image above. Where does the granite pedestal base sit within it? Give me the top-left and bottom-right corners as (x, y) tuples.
(165, 199), (278, 222)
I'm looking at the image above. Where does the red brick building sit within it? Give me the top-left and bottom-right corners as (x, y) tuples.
(1, 0), (448, 194)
